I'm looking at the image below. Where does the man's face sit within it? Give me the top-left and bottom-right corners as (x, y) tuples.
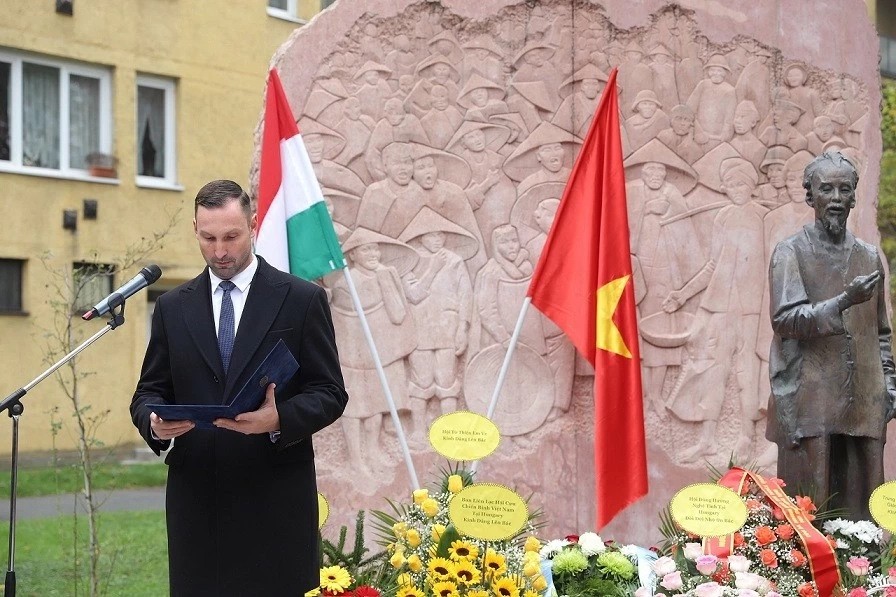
(385, 150), (414, 185)
(536, 143), (565, 173)
(350, 243), (381, 271)
(808, 162), (856, 234)
(495, 229), (520, 261)
(581, 79), (602, 100)
(413, 156), (438, 190)
(786, 67), (805, 88)
(636, 101), (658, 119)
(432, 63), (450, 82)
(641, 162), (667, 190)
(767, 164), (785, 188)
(707, 66), (726, 84)
(421, 231), (445, 252)
(524, 49), (547, 67)
(671, 113), (693, 135)
(470, 87), (489, 107)
(462, 129), (486, 152)
(364, 70), (380, 85)
(304, 134), (324, 163)
(785, 169), (805, 203)
(815, 120), (834, 141)
(733, 109), (758, 135)
(533, 200), (559, 233)
(194, 200), (256, 280)
(385, 101), (405, 126)
(722, 177), (753, 205)
(431, 87), (449, 111)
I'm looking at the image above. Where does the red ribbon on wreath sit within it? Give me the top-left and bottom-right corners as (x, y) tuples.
(703, 467), (841, 597)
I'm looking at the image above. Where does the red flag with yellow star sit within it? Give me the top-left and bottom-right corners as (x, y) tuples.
(526, 68), (647, 528)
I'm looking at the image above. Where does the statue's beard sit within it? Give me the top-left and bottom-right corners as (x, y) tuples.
(822, 213), (846, 236)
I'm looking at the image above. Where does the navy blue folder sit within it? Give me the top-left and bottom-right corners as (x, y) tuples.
(148, 339), (299, 429)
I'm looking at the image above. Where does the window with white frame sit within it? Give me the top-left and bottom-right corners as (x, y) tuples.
(0, 49), (112, 175)
(136, 74), (176, 185)
(72, 262), (114, 315)
(267, 0), (300, 21)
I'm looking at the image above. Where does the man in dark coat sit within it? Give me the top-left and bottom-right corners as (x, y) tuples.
(767, 152), (896, 520)
(130, 180), (348, 596)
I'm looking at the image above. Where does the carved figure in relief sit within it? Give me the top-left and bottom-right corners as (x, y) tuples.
(734, 42), (773, 124)
(656, 104), (705, 165)
(665, 158), (767, 461)
(390, 75), (416, 102)
(329, 229), (419, 478)
(384, 34), (418, 83)
(686, 54), (736, 149)
(302, 121), (367, 202)
(781, 63), (822, 135)
(421, 85), (464, 149)
(648, 44), (679, 111)
(767, 152), (895, 520)
(365, 99), (428, 180)
(730, 101), (766, 171)
(356, 142), (419, 234)
(625, 153), (704, 415)
(757, 145), (794, 210)
(397, 208), (476, 444)
(407, 55), (461, 117)
(618, 40), (655, 118)
(353, 61), (393, 122)
(359, 23), (385, 62)
(462, 36), (506, 85)
(821, 77), (851, 138)
(807, 116), (845, 156)
(552, 64), (607, 138)
(759, 98), (808, 153)
(458, 74), (511, 124)
(625, 89), (670, 154)
(334, 97), (375, 182)
(504, 121), (579, 198)
(507, 43), (562, 132)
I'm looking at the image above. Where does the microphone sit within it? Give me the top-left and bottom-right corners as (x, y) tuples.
(82, 264), (162, 321)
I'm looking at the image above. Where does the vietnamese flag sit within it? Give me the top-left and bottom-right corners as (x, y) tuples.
(527, 68), (647, 528)
(256, 69), (345, 280)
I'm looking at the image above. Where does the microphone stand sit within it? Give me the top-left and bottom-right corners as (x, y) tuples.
(0, 300), (127, 597)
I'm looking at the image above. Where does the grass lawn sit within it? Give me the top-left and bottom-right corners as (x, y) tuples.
(0, 510), (168, 596)
(0, 463), (168, 498)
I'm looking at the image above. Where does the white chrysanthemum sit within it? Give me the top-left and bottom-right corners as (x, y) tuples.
(577, 532), (606, 556)
(539, 539), (572, 559)
(619, 544), (640, 558)
(822, 518), (848, 534)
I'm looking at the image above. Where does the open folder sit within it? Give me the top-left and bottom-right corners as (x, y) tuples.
(148, 339), (299, 429)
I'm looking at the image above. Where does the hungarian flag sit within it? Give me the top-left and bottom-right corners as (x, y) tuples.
(256, 68), (345, 280)
(527, 68), (647, 528)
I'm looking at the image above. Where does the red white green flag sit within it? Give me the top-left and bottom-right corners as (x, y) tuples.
(526, 68), (647, 528)
(256, 68), (345, 280)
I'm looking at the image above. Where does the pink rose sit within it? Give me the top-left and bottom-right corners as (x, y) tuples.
(633, 588), (652, 597)
(847, 556), (871, 576)
(694, 581), (725, 597)
(734, 572), (763, 590)
(652, 556), (677, 576)
(889, 566), (896, 582)
(847, 588), (868, 597)
(727, 555), (750, 573)
(660, 571), (683, 591)
(695, 554), (719, 575)
(737, 590), (760, 597)
(683, 542), (703, 561)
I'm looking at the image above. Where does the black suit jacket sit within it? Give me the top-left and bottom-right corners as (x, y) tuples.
(131, 256), (347, 596)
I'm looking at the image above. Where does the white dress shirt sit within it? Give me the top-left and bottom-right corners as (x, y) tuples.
(208, 255), (258, 340)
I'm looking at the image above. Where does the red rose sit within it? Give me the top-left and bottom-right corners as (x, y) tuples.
(776, 524), (795, 541)
(746, 498), (762, 511)
(795, 495), (817, 513)
(565, 534), (579, 543)
(772, 506), (786, 521)
(754, 525), (777, 546)
(733, 532), (745, 548)
(790, 549), (807, 567)
(797, 582), (817, 597)
(760, 548), (778, 568)
(766, 477), (786, 489)
(353, 586), (380, 597)
(711, 560), (731, 584)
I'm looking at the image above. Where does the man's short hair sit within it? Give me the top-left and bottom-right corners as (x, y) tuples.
(803, 151), (859, 193)
(194, 180), (252, 217)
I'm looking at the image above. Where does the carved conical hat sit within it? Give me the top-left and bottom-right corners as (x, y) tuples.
(321, 187), (361, 227)
(692, 142), (742, 193)
(511, 42), (556, 67)
(341, 227), (419, 276)
(503, 121), (581, 181)
(397, 207), (479, 260)
(559, 64), (609, 98)
(352, 61), (392, 79)
(462, 36), (503, 57)
(703, 53), (731, 71)
(630, 89), (662, 112)
(458, 73), (506, 106)
(407, 143), (473, 189)
(649, 43), (673, 57)
(624, 138), (698, 195)
(509, 80), (558, 112)
(414, 54), (460, 80)
(297, 117), (346, 160)
(445, 120), (512, 153)
(428, 31), (462, 53)
(510, 182), (566, 233)
(760, 144), (794, 173)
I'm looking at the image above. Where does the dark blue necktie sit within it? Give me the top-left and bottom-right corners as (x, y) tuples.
(218, 280), (235, 373)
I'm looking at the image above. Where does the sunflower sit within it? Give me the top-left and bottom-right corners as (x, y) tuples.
(483, 548), (508, 577)
(448, 539), (479, 561)
(427, 557), (455, 580)
(491, 576), (521, 597)
(466, 591), (490, 597)
(397, 585), (426, 597)
(431, 580), (461, 597)
(523, 591), (540, 597)
(452, 559), (482, 585)
(319, 565), (352, 593)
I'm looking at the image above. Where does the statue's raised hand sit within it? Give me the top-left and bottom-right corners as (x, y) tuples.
(842, 271), (880, 307)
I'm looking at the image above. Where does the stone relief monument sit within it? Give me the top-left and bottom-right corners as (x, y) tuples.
(260, 0), (883, 540)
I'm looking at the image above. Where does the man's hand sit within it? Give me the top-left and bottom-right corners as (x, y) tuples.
(150, 413), (194, 441)
(213, 383), (280, 435)
(842, 271), (881, 309)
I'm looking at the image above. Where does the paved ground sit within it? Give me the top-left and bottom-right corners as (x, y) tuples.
(0, 487), (165, 521)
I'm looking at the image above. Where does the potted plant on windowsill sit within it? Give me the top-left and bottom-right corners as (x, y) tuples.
(85, 152), (118, 178)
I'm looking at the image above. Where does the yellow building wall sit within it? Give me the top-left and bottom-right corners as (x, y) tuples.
(0, 1), (314, 455)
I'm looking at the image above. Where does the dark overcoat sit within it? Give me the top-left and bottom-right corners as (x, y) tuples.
(131, 256), (348, 596)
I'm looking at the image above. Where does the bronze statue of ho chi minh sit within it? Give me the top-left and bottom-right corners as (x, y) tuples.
(766, 151), (896, 521)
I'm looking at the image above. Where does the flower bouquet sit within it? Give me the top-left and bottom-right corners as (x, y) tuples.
(538, 532), (648, 596)
(371, 466), (550, 597)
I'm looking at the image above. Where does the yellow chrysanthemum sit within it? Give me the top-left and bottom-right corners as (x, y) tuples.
(483, 549), (508, 577)
(447, 474), (464, 493)
(406, 528), (422, 548)
(431, 523), (446, 542)
(427, 556), (455, 580)
(448, 539), (479, 561)
(452, 558), (482, 585)
(523, 536), (541, 553)
(319, 565), (352, 592)
(407, 553), (423, 573)
(397, 585), (426, 597)
(421, 497), (440, 517)
(522, 560), (539, 578)
(491, 577), (521, 597)
(413, 488), (429, 504)
(390, 551), (406, 569)
(304, 588), (321, 597)
(393, 521), (408, 538)
(431, 580), (461, 597)
(531, 575), (547, 592)
(397, 573), (414, 587)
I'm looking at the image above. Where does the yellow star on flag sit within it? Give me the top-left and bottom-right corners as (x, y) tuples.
(595, 275), (632, 358)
